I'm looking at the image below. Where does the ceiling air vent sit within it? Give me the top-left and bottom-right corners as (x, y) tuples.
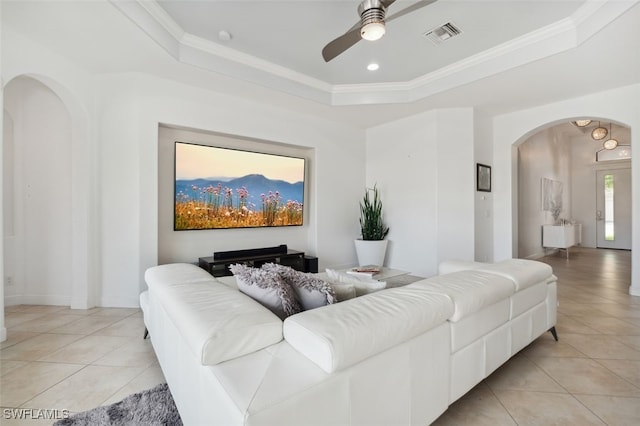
(423, 22), (462, 45)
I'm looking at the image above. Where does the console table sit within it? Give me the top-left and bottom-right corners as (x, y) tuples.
(199, 246), (308, 277)
(542, 223), (582, 259)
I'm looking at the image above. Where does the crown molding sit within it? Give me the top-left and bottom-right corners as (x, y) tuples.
(111, 0), (639, 106)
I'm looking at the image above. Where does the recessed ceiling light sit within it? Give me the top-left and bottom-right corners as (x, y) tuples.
(367, 63), (379, 71)
(218, 30), (232, 42)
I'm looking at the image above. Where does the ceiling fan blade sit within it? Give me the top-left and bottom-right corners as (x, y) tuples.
(322, 26), (362, 62)
(381, 0), (398, 8)
(386, 0), (438, 23)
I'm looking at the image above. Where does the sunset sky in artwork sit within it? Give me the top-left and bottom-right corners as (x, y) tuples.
(175, 142), (304, 183)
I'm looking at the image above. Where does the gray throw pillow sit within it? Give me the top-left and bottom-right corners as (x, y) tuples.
(229, 264), (301, 320)
(262, 263), (337, 310)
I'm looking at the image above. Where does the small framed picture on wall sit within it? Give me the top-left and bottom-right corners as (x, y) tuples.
(477, 163), (491, 192)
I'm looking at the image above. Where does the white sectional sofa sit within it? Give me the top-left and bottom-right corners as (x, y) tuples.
(140, 259), (557, 426)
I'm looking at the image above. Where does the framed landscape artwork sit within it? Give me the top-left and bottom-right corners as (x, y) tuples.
(174, 142), (305, 230)
(477, 163), (492, 192)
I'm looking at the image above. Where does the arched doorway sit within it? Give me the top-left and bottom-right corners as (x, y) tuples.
(2, 74), (92, 312)
(513, 118), (632, 260)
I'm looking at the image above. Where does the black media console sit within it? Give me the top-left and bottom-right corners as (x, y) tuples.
(198, 244), (318, 277)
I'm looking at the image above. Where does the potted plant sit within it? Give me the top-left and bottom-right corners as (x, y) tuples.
(354, 184), (390, 266)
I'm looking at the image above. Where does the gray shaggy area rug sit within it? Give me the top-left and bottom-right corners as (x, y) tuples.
(54, 383), (182, 426)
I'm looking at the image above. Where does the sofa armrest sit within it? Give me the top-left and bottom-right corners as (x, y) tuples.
(145, 264), (283, 365)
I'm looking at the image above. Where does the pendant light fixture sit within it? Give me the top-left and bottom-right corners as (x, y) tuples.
(591, 121), (608, 140)
(574, 119), (592, 127)
(603, 123), (619, 150)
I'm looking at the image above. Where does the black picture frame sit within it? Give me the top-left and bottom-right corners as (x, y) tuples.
(477, 163), (491, 192)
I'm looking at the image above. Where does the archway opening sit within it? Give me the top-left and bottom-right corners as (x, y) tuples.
(513, 118), (632, 260)
(4, 76), (75, 307)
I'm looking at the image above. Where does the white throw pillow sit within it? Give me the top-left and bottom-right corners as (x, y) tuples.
(325, 268), (386, 296)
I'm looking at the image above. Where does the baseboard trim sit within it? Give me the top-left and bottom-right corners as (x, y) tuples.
(524, 251), (546, 260)
(4, 294), (71, 306)
(98, 297), (142, 309)
(4, 295), (24, 306)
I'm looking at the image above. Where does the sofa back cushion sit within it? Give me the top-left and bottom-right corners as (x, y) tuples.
(283, 284), (454, 373)
(474, 259), (554, 291)
(438, 259), (554, 292)
(415, 271), (515, 322)
(145, 263), (284, 365)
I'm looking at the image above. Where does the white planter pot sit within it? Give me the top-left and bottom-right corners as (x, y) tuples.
(354, 239), (388, 267)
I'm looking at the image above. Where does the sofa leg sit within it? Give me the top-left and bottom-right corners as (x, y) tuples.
(549, 326), (558, 341)
(143, 327), (149, 340)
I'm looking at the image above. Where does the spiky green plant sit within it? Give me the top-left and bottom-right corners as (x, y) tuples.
(359, 185), (389, 240)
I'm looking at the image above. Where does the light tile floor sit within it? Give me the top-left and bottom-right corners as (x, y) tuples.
(1, 306), (163, 425)
(434, 247), (639, 426)
(0, 247), (638, 425)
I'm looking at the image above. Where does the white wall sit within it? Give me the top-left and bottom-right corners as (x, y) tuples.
(157, 125), (313, 264)
(3, 25), (366, 309)
(493, 84), (640, 295)
(436, 109), (475, 265)
(3, 26), (95, 310)
(366, 108), (475, 278)
(366, 111), (438, 276)
(3, 111), (16, 302)
(474, 110), (494, 263)
(517, 127), (572, 259)
(3, 76), (72, 306)
(96, 73), (366, 307)
(1, 0), (5, 341)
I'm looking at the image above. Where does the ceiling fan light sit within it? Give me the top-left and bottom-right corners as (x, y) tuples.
(361, 21), (386, 41)
(603, 138), (619, 150)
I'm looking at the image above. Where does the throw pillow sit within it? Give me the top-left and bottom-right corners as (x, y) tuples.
(229, 264), (301, 319)
(325, 268), (386, 297)
(322, 269), (357, 301)
(262, 263), (337, 310)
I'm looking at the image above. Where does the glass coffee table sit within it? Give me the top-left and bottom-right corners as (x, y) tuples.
(376, 268), (424, 288)
(346, 267), (424, 289)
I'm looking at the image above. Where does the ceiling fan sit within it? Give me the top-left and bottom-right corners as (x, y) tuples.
(322, 0), (438, 62)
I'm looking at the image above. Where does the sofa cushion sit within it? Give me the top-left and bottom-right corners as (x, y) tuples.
(145, 264), (283, 365)
(474, 259), (554, 291)
(283, 284), (454, 373)
(214, 275), (239, 289)
(438, 260), (486, 275)
(144, 262), (215, 287)
(261, 263), (337, 310)
(414, 271), (515, 322)
(230, 264), (301, 320)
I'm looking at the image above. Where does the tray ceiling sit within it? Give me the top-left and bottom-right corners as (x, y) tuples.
(113, 0), (636, 105)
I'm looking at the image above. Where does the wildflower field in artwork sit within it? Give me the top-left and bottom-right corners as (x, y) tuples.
(174, 142), (305, 230)
(174, 181), (303, 230)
